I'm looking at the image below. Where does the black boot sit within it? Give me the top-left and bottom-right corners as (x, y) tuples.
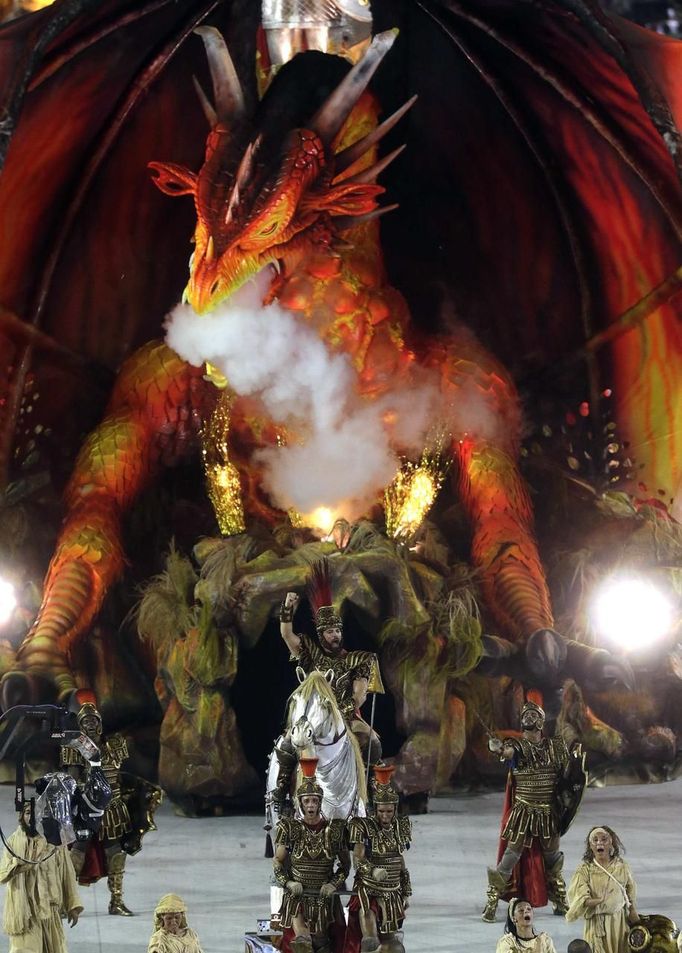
(545, 853), (569, 916)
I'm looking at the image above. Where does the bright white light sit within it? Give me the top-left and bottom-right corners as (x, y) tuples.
(0, 578), (17, 626)
(590, 576), (675, 651)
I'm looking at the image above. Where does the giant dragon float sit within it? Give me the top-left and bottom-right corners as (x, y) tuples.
(0, 0), (680, 808)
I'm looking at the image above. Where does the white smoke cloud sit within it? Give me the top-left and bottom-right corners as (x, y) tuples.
(165, 271), (515, 518)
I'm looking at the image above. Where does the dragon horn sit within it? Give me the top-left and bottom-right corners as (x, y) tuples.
(334, 95), (417, 174)
(334, 203), (399, 231)
(192, 76), (217, 127)
(310, 29), (399, 147)
(334, 144), (406, 186)
(194, 26), (245, 123)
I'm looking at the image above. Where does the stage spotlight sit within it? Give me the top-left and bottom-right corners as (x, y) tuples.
(0, 577), (17, 626)
(590, 576), (675, 651)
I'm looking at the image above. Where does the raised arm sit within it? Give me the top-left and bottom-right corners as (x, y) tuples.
(280, 592), (302, 657)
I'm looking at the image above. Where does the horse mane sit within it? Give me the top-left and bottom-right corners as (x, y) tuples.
(286, 670), (340, 722)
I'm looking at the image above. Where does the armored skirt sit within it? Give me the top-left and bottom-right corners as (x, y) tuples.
(566, 858), (636, 953)
(349, 816), (412, 933)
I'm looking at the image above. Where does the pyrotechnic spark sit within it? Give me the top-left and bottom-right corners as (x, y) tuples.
(384, 447), (448, 539)
(201, 395), (245, 536)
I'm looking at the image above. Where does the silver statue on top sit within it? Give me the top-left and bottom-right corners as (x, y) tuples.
(262, 0), (372, 65)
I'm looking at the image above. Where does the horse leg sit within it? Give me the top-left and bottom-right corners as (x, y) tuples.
(272, 734), (297, 812)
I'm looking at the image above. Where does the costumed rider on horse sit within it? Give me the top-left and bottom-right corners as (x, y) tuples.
(274, 560), (383, 814)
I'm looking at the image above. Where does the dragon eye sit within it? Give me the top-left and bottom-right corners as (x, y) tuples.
(258, 221), (278, 238)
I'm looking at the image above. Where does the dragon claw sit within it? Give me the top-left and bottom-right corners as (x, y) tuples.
(525, 629), (568, 684)
(591, 654), (635, 692)
(0, 671), (55, 710)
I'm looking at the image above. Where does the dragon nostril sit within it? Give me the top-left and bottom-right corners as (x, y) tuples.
(210, 279), (220, 296)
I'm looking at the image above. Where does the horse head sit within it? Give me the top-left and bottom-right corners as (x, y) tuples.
(287, 670), (341, 753)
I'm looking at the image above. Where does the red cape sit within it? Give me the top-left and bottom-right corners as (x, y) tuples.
(496, 773), (548, 908)
(75, 838), (107, 885)
(344, 895), (381, 953)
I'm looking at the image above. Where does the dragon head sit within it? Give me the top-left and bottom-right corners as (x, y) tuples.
(149, 28), (414, 314)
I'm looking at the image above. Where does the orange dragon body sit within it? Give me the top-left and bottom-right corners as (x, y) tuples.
(5, 29), (605, 708)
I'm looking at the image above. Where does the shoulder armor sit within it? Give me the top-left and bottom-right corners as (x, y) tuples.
(104, 734), (129, 764)
(296, 634), (318, 670)
(274, 816), (298, 848)
(328, 818), (348, 849)
(348, 815), (370, 845)
(346, 650), (373, 676)
(551, 735), (570, 761)
(60, 745), (84, 767)
(397, 815), (412, 842)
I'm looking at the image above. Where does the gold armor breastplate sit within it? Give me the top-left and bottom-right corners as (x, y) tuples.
(280, 819), (342, 888)
(296, 636), (376, 722)
(513, 766), (560, 806)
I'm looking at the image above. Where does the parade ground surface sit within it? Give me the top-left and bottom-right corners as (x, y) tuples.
(0, 778), (680, 953)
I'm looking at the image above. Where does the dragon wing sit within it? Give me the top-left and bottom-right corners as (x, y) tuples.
(0, 0), (680, 496)
(372, 0), (682, 499)
(0, 0), (258, 483)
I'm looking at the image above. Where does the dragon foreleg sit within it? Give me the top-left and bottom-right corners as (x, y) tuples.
(456, 439), (553, 638)
(3, 341), (211, 706)
(426, 334), (554, 643)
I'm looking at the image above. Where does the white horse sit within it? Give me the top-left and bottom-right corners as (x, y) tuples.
(265, 670), (367, 829)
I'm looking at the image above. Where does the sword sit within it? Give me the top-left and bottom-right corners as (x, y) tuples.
(473, 710), (503, 754)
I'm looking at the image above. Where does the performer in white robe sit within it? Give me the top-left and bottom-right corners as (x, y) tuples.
(0, 803), (82, 953)
(148, 894), (204, 953)
(566, 826), (638, 953)
(496, 897), (558, 953)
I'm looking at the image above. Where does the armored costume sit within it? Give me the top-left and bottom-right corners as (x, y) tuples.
(274, 816), (349, 934)
(63, 701), (161, 916)
(63, 734), (131, 841)
(273, 759), (349, 953)
(296, 629), (378, 726)
(482, 701), (586, 923)
(348, 765), (411, 953)
(500, 734), (571, 847)
(274, 564), (383, 813)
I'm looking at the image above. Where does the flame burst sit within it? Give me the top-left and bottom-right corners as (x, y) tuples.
(298, 506), (346, 539)
(201, 394), (245, 536)
(385, 446), (449, 540)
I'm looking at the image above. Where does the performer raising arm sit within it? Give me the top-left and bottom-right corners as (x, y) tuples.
(483, 701), (586, 921)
